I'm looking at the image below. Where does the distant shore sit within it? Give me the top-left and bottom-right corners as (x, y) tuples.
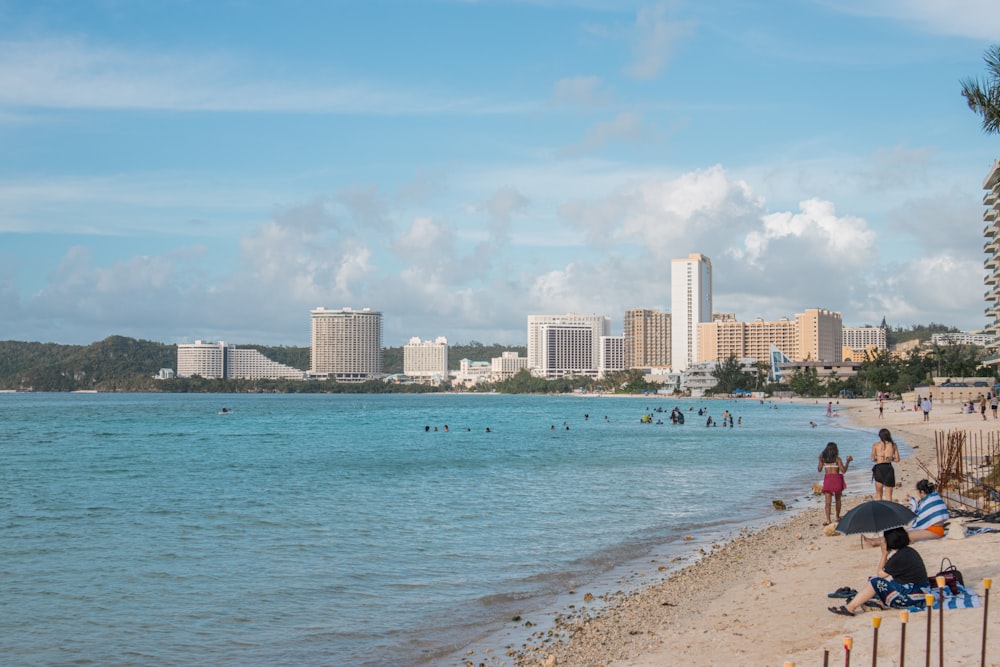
(495, 397), (1000, 667)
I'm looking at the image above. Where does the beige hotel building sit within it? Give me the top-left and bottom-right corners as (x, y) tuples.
(698, 308), (843, 364)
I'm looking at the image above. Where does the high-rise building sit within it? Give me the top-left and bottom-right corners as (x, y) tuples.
(310, 307), (383, 381)
(796, 308), (843, 362)
(176, 340), (305, 380)
(403, 336), (449, 382)
(526, 314), (611, 378)
(623, 309), (671, 369)
(983, 160), (1000, 363)
(671, 253), (712, 372)
(599, 335), (625, 376)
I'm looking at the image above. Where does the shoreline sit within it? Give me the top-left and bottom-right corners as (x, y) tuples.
(488, 397), (1000, 667)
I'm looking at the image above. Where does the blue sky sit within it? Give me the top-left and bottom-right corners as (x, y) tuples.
(2, 0), (999, 346)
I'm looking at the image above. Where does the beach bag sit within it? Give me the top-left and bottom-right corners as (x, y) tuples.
(931, 558), (964, 595)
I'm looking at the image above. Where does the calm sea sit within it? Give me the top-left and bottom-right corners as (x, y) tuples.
(0, 393), (875, 666)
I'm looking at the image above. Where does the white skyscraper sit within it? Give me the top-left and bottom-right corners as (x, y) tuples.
(671, 253), (712, 372)
(310, 307), (383, 381)
(403, 336), (449, 382)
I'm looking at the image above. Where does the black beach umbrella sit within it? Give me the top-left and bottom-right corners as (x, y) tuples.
(835, 500), (916, 536)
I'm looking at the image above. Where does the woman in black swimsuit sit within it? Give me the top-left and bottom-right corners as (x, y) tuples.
(871, 427), (900, 501)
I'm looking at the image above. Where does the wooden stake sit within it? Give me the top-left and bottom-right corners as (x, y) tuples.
(844, 635), (853, 667)
(872, 616), (881, 667)
(900, 610), (909, 667)
(937, 576), (945, 667)
(925, 593), (935, 667)
(983, 578), (992, 667)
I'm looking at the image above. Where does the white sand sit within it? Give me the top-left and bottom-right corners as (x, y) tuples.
(494, 399), (1000, 667)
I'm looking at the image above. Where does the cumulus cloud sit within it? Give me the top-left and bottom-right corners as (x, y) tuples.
(2, 163), (988, 345)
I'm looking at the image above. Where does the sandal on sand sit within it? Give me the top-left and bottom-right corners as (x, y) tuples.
(864, 600), (886, 609)
(828, 587), (857, 598)
(828, 605), (855, 617)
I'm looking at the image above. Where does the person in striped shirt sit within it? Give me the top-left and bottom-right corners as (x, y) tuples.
(864, 479), (950, 546)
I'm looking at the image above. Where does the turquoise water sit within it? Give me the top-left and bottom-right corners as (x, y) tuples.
(0, 393), (871, 666)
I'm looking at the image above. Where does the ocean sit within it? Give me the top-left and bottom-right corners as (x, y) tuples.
(0, 393), (877, 666)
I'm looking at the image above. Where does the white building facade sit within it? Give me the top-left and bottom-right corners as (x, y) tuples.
(176, 341), (305, 380)
(527, 314), (611, 379)
(599, 335), (625, 377)
(843, 325), (888, 353)
(671, 253), (713, 373)
(403, 336), (449, 383)
(983, 159), (1000, 362)
(310, 307), (383, 381)
(491, 351), (528, 381)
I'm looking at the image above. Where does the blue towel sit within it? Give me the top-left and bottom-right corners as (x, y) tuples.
(906, 584), (981, 612)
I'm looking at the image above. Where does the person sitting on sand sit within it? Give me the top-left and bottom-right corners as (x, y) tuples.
(863, 479), (950, 546)
(818, 442), (852, 524)
(829, 527), (929, 616)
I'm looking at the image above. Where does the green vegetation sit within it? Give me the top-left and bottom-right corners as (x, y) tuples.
(0, 336), (526, 392)
(961, 44), (1000, 135)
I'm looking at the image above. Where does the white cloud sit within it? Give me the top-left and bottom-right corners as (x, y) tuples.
(557, 111), (656, 157)
(0, 38), (487, 114)
(550, 76), (612, 108)
(625, 3), (695, 80)
(824, 0), (1000, 40)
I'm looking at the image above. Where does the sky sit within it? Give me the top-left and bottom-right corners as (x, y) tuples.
(2, 0), (1000, 347)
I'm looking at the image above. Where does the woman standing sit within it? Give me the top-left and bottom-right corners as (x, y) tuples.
(818, 442), (852, 524)
(871, 428), (900, 501)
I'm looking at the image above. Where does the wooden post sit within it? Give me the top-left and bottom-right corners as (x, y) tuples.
(983, 579), (992, 667)
(937, 576), (945, 667)
(844, 635), (853, 667)
(925, 593), (935, 667)
(899, 610), (908, 667)
(872, 616), (881, 667)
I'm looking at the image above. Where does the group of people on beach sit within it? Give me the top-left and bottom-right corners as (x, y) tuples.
(819, 426), (952, 617)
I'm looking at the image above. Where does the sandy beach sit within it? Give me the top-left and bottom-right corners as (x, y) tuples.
(491, 398), (1000, 667)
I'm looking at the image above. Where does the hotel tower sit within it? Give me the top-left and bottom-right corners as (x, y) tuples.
(309, 307), (383, 381)
(670, 253), (712, 372)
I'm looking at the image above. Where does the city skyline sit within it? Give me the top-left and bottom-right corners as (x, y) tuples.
(2, 2), (999, 347)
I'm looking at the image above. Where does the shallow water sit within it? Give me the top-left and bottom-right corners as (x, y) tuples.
(0, 393), (871, 666)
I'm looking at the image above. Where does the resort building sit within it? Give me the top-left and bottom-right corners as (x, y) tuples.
(526, 314), (611, 378)
(453, 358), (492, 387)
(599, 335), (625, 377)
(983, 159), (1000, 365)
(176, 341), (305, 380)
(403, 336), (449, 384)
(797, 308), (843, 363)
(491, 351), (528, 381)
(309, 307), (383, 381)
(842, 324), (888, 355)
(930, 332), (996, 347)
(623, 308), (671, 369)
(671, 253), (712, 373)
(697, 308), (844, 365)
